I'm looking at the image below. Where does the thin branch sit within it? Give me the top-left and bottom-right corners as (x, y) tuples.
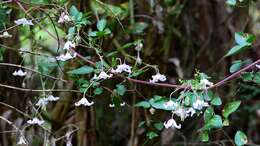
(0, 63), (68, 83)
(0, 83), (80, 93)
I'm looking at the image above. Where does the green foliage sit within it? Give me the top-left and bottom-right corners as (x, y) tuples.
(67, 66), (94, 75)
(225, 32), (255, 57)
(199, 131), (209, 142)
(204, 106), (214, 123)
(222, 101), (241, 118)
(94, 87), (103, 95)
(135, 101), (151, 108)
(116, 84), (126, 96)
(146, 131), (159, 139)
(235, 131), (248, 146)
(210, 96), (222, 106)
(241, 72), (260, 84)
(203, 115), (223, 130)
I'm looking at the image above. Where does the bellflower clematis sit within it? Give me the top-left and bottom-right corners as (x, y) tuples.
(14, 18), (33, 26)
(192, 99), (209, 110)
(0, 31), (12, 38)
(92, 71), (113, 80)
(111, 63), (132, 73)
(56, 52), (77, 61)
(17, 136), (27, 145)
(149, 73), (166, 83)
(164, 100), (177, 109)
(58, 12), (72, 24)
(36, 95), (60, 107)
(27, 117), (44, 126)
(63, 41), (76, 50)
(164, 118), (181, 129)
(12, 69), (27, 77)
(200, 79), (213, 89)
(75, 97), (94, 107)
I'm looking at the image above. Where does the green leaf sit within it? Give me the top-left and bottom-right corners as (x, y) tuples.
(204, 106), (214, 123)
(226, 0), (237, 6)
(199, 131), (209, 142)
(138, 121), (146, 128)
(128, 22), (148, 34)
(97, 19), (106, 31)
(203, 115), (223, 130)
(225, 45), (247, 57)
(94, 87), (103, 95)
(230, 60), (242, 73)
(222, 101), (241, 118)
(146, 131), (159, 139)
(135, 101), (151, 109)
(116, 84), (126, 96)
(149, 95), (175, 111)
(70, 5), (80, 18)
(235, 32), (249, 46)
(235, 131), (248, 146)
(211, 96), (222, 106)
(153, 122), (164, 131)
(67, 66), (94, 75)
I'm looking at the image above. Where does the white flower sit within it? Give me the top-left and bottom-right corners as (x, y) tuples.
(120, 102), (126, 106)
(17, 136), (27, 145)
(149, 73), (166, 83)
(200, 79), (213, 89)
(36, 98), (49, 107)
(0, 31), (12, 38)
(256, 64), (260, 69)
(58, 12), (72, 24)
(173, 107), (189, 121)
(187, 107), (196, 117)
(63, 41), (76, 50)
(36, 95), (60, 107)
(92, 71), (113, 80)
(111, 63), (132, 73)
(56, 52), (77, 61)
(46, 95), (60, 101)
(164, 118), (181, 129)
(164, 100), (177, 109)
(136, 57), (142, 64)
(75, 97), (94, 107)
(27, 117), (44, 126)
(192, 99), (209, 110)
(135, 43), (143, 51)
(14, 18), (33, 26)
(109, 103), (115, 108)
(12, 69), (27, 77)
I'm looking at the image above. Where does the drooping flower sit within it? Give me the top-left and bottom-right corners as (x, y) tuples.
(92, 71), (113, 80)
(187, 107), (196, 117)
(164, 100), (177, 109)
(256, 64), (260, 69)
(58, 12), (72, 24)
(149, 73), (166, 83)
(14, 18), (33, 26)
(111, 63), (132, 73)
(192, 99), (209, 110)
(135, 43), (143, 51)
(17, 136), (27, 145)
(120, 102), (126, 107)
(109, 103), (115, 108)
(63, 41), (76, 50)
(12, 69), (27, 77)
(164, 118), (181, 129)
(27, 117), (44, 126)
(56, 52), (77, 61)
(200, 79), (213, 89)
(0, 31), (12, 38)
(75, 97), (94, 107)
(173, 107), (189, 121)
(36, 95), (60, 107)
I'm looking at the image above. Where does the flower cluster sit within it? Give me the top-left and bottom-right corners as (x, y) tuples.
(36, 95), (60, 107)
(12, 69), (27, 77)
(27, 117), (44, 126)
(14, 18), (33, 26)
(149, 73), (166, 83)
(75, 97), (94, 107)
(111, 63), (132, 74)
(56, 41), (77, 61)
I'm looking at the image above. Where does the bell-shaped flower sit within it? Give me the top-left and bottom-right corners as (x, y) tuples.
(192, 99), (209, 110)
(109, 103), (115, 108)
(63, 41), (76, 50)
(187, 107), (196, 117)
(200, 79), (213, 89)
(27, 117), (44, 126)
(17, 136), (27, 145)
(56, 52), (77, 61)
(12, 69), (27, 77)
(58, 12), (72, 24)
(256, 64), (260, 69)
(75, 97), (94, 107)
(173, 107), (189, 121)
(164, 118), (181, 129)
(111, 63), (132, 73)
(14, 18), (33, 26)
(0, 31), (12, 38)
(92, 71), (113, 80)
(36, 95), (60, 107)
(120, 102), (126, 107)
(149, 73), (166, 83)
(164, 100), (177, 109)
